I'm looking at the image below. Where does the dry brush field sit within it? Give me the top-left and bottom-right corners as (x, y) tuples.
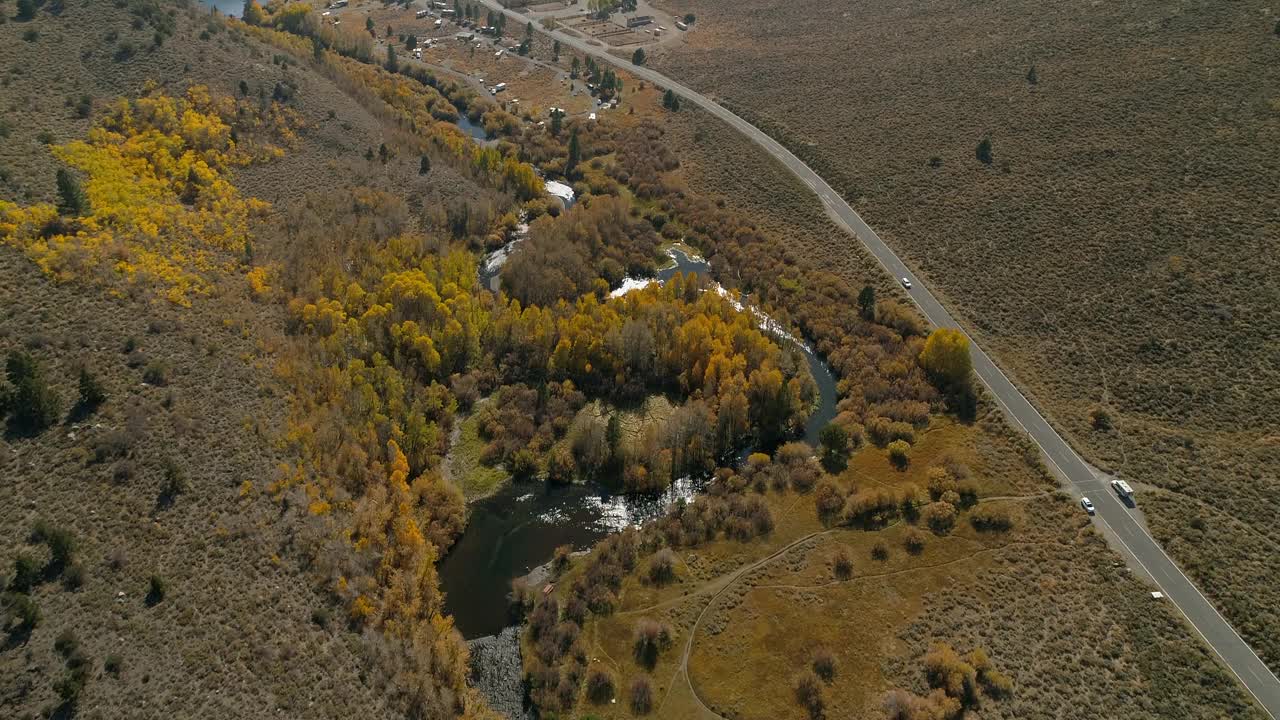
(649, 0), (1280, 674)
(546, 409), (1264, 719)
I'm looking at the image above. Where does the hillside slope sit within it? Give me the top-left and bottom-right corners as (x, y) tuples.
(0, 1), (496, 716)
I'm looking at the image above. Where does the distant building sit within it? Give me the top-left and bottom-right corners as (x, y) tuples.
(455, 31), (475, 41)
(626, 15), (653, 28)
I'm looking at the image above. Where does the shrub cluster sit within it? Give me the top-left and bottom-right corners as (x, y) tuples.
(475, 382), (585, 477)
(792, 669), (826, 719)
(585, 667), (615, 704)
(53, 629), (92, 708)
(655, 492), (774, 547)
(646, 548), (676, 585)
(3, 522), (80, 649)
(817, 456), (993, 538)
(629, 675), (654, 714)
(631, 618), (673, 669)
(523, 530), (641, 711)
(969, 505), (1014, 532)
(884, 643), (1012, 718)
(502, 195), (660, 306)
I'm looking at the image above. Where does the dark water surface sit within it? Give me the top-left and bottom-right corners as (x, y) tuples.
(442, 247), (840, 639)
(456, 114), (489, 141)
(195, 0), (242, 17)
(800, 346), (839, 445)
(439, 478), (706, 639)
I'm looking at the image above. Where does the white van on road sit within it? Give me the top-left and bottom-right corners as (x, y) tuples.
(1111, 479), (1135, 504)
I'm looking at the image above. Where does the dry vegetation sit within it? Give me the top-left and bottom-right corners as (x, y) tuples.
(525, 408), (1265, 719)
(0, 0), (504, 716)
(0, 1), (855, 716)
(649, 0), (1280, 674)
(0, 240), (401, 718)
(2, 1), (1272, 719)
(460, 46), (1261, 717)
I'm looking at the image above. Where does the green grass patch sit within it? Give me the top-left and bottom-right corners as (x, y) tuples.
(449, 409), (509, 502)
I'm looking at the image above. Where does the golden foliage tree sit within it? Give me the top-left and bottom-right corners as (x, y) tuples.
(0, 85), (300, 304)
(919, 327), (972, 388)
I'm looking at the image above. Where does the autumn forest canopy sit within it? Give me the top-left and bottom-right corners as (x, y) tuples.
(0, 2), (1024, 719)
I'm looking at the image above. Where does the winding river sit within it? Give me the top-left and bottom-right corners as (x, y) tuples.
(441, 246), (838, 639)
(187, 0), (837, 653)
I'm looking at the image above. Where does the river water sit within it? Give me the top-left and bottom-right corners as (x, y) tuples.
(196, 0), (242, 16)
(441, 246), (838, 639)
(456, 114), (489, 141)
(186, 0), (834, 644)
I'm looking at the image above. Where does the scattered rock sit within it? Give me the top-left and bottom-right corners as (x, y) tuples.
(468, 626), (530, 720)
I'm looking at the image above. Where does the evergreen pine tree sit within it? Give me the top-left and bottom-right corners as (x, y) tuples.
(241, 0), (264, 26)
(4, 351), (60, 433)
(55, 169), (90, 216)
(857, 285), (876, 319)
(567, 129), (581, 175)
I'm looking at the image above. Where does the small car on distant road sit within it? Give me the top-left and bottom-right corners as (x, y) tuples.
(900, 277), (912, 289)
(1080, 497), (1095, 515)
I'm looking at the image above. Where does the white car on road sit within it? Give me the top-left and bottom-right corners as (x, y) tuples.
(900, 277), (912, 289)
(1080, 497), (1095, 515)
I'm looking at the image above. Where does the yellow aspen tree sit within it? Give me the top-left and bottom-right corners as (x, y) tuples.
(919, 327), (972, 387)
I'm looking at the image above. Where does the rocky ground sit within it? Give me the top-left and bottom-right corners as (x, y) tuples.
(468, 626), (531, 720)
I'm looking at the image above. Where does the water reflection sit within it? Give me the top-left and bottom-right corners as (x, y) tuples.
(444, 244), (840, 639)
(456, 113), (489, 141)
(439, 477), (704, 639)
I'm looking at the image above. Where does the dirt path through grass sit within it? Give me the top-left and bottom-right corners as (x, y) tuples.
(653, 528), (1036, 717)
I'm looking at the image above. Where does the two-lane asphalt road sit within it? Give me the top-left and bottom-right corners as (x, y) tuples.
(478, 2), (1280, 715)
